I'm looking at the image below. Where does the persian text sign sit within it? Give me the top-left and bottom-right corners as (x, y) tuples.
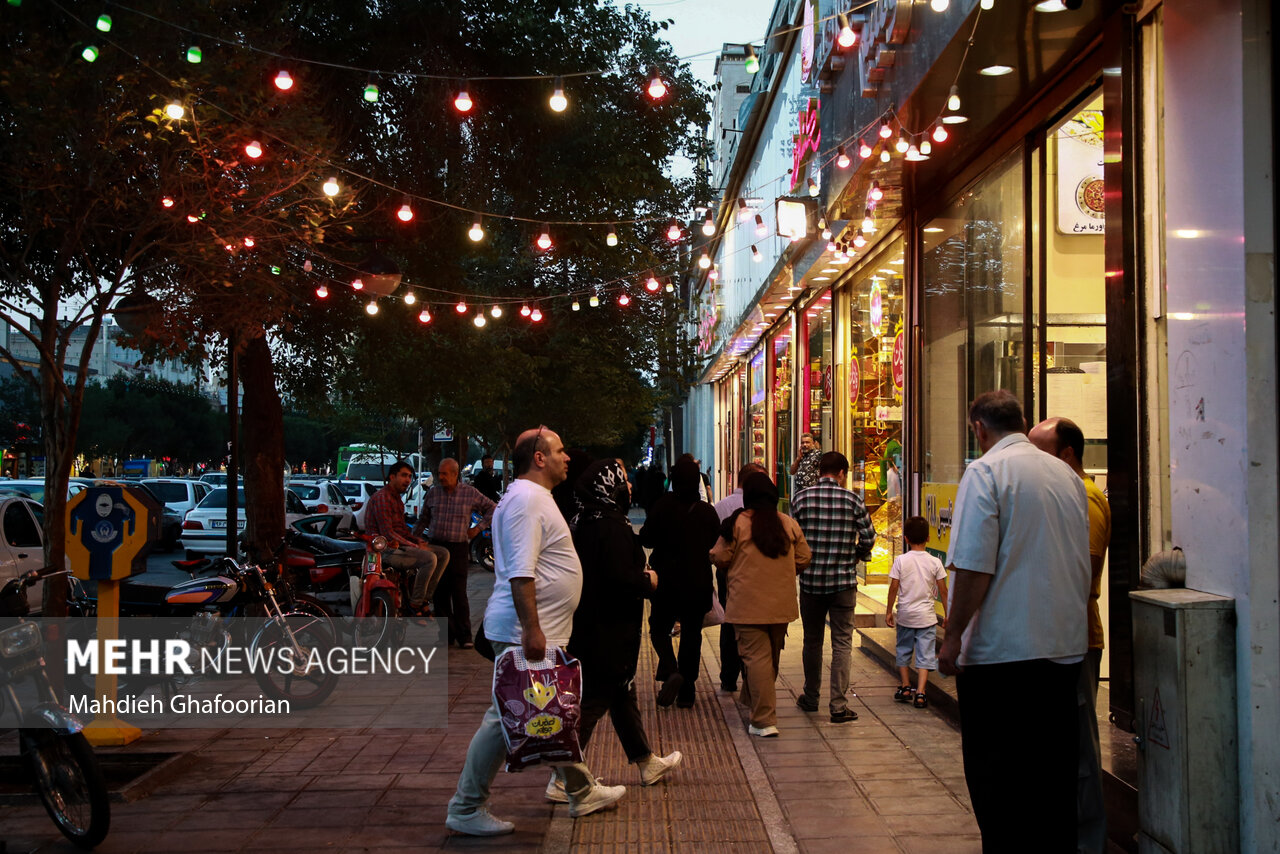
(856, 0), (913, 97)
(790, 98), (821, 191)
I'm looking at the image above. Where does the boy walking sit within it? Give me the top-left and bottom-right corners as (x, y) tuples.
(885, 516), (948, 708)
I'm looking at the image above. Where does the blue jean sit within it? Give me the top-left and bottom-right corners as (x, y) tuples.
(894, 624), (939, 670)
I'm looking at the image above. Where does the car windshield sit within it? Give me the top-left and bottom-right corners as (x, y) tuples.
(289, 484), (321, 501)
(4, 483), (43, 502)
(198, 488), (245, 509)
(335, 482), (365, 498)
(146, 482), (189, 503)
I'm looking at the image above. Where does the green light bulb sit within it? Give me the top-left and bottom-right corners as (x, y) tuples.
(363, 83), (379, 102)
(186, 46), (202, 63)
(81, 45), (99, 62)
(95, 14), (112, 32)
(270, 266), (281, 275)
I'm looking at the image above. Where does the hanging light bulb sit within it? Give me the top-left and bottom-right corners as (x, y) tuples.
(366, 301), (379, 316)
(549, 77), (568, 112)
(490, 305), (503, 318)
(698, 253), (711, 269)
(931, 0), (950, 10)
(646, 274), (660, 292)
(322, 177), (340, 197)
(473, 313), (486, 328)
(980, 0), (994, 8)
(709, 265), (719, 282)
(95, 14), (112, 31)
(836, 145), (851, 169)
(862, 208), (875, 232)
(702, 214), (715, 236)
(834, 246), (847, 263)
(665, 281), (675, 293)
(827, 240), (839, 252)
(744, 46), (760, 75)
(186, 46), (202, 63)
(666, 222), (682, 242)
(737, 198), (750, 222)
(530, 307), (543, 321)
(456, 300), (468, 313)
(81, 46), (99, 62)
(520, 303), (532, 317)
(906, 144), (926, 161)
(468, 218), (484, 242)
(754, 214), (767, 238)
(572, 300), (581, 311)
(404, 291), (417, 305)
(274, 70), (294, 91)
(879, 119), (893, 140)
(303, 259), (313, 272)
(870, 181), (884, 202)
(751, 245), (763, 263)
(536, 226), (553, 251)
(895, 132), (910, 153)
(454, 82), (473, 113)
(351, 278), (365, 291)
(165, 102), (185, 120)
(604, 226), (618, 247)
(808, 177), (819, 197)
(933, 124), (949, 144)
(880, 147), (891, 163)
(363, 82), (380, 103)
(947, 85), (961, 112)
(243, 236), (255, 248)
(418, 309), (432, 324)
(397, 200), (414, 222)
(920, 138), (932, 156)
(837, 13), (856, 47)
(589, 294), (600, 308)
(858, 138), (873, 159)
(647, 69), (667, 100)
(186, 214), (199, 223)
(315, 285), (329, 299)
(854, 229), (867, 248)
(161, 197), (175, 208)
(618, 293), (631, 306)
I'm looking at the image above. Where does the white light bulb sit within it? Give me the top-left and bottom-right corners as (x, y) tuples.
(473, 313), (487, 328)
(323, 177), (340, 197)
(365, 301), (379, 315)
(549, 78), (568, 112)
(698, 253), (711, 269)
(490, 305), (503, 319)
(165, 102), (185, 120)
(468, 220), (484, 242)
(404, 291), (416, 305)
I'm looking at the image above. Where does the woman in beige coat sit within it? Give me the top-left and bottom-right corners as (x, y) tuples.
(710, 472), (811, 737)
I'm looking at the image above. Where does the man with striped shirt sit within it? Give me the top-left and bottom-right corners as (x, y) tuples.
(790, 451), (876, 723)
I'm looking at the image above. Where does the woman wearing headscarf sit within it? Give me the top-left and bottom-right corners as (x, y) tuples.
(548, 458), (681, 802)
(710, 471), (812, 737)
(639, 453), (722, 708)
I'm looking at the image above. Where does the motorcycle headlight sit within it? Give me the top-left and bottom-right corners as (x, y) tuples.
(0, 622), (41, 657)
(371, 535), (387, 552)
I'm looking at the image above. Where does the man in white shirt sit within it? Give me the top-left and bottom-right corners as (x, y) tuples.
(446, 426), (626, 837)
(938, 390), (1090, 852)
(710, 462), (765, 692)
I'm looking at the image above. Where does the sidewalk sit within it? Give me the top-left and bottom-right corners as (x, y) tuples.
(2, 564), (981, 853)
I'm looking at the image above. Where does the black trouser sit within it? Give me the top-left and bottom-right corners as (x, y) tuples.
(957, 658), (1081, 853)
(430, 539), (473, 644)
(576, 664), (650, 763)
(648, 602), (705, 703)
(716, 567), (741, 688)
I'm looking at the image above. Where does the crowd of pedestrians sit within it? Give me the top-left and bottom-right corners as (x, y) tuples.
(437, 394), (1110, 852)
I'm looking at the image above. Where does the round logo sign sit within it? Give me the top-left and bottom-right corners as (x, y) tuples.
(892, 330), (905, 391)
(848, 354), (861, 406)
(869, 282), (883, 333)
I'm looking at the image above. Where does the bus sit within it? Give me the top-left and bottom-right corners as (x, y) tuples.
(336, 444), (383, 478)
(337, 445), (426, 481)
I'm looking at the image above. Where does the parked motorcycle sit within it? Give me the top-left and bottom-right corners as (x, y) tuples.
(280, 526), (366, 617)
(470, 510), (495, 572)
(1, 566), (111, 849)
(350, 535), (407, 650)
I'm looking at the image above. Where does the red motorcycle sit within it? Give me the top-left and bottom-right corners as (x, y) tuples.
(350, 535), (406, 649)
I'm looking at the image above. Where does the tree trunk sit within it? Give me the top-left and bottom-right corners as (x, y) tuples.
(240, 335), (285, 561)
(39, 365), (71, 615)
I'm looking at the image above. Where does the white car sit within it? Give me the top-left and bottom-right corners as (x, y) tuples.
(286, 480), (356, 532)
(180, 487), (310, 558)
(0, 479), (86, 504)
(0, 496), (50, 612)
(333, 480), (381, 531)
(141, 478), (211, 520)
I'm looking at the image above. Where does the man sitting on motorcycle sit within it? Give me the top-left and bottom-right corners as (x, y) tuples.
(366, 461), (448, 618)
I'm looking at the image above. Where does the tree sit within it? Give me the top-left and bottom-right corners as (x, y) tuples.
(76, 376), (222, 468)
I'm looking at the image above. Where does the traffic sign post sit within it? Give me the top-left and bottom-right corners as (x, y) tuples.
(65, 484), (161, 745)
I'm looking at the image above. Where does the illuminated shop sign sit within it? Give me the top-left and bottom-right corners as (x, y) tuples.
(776, 198), (816, 240)
(791, 98), (821, 191)
(857, 0), (913, 98)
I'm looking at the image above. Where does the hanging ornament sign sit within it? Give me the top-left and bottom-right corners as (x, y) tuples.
(848, 352), (861, 408)
(892, 328), (905, 392)
(869, 281), (883, 332)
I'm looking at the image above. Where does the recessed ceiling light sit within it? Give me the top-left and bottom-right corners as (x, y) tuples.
(879, 268), (897, 275)
(923, 226), (944, 233)
(891, 258), (904, 264)
(812, 276), (830, 281)
(941, 114), (969, 124)
(822, 267), (839, 273)
(980, 65), (1014, 76)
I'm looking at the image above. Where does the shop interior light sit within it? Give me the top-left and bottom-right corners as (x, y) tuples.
(754, 214), (767, 238)
(744, 46), (760, 74)
(836, 145), (851, 169)
(858, 138), (873, 159)
(549, 77), (568, 112)
(979, 64), (1014, 76)
(947, 85), (962, 112)
(454, 83), (473, 113)
(837, 13), (856, 47)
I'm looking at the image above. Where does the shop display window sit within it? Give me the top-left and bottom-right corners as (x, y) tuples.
(801, 291), (834, 451)
(845, 239), (905, 577)
(770, 327), (793, 500)
(747, 349), (767, 467)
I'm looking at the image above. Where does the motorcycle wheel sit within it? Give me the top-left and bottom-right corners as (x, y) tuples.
(352, 589), (397, 650)
(291, 592), (341, 638)
(251, 612), (339, 709)
(20, 730), (111, 849)
(473, 539), (495, 572)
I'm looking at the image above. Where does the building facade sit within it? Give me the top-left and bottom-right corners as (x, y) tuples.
(683, 0), (1276, 849)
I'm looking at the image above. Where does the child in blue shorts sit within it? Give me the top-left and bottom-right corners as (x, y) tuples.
(885, 516), (948, 709)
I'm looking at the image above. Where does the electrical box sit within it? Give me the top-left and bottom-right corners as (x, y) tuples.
(1130, 589), (1237, 854)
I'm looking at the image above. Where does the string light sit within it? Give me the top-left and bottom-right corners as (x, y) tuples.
(920, 138), (932, 156)
(473, 313), (486, 327)
(455, 300), (468, 313)
(980, 0), (994, 8)
(322, 177), (340, 197)
(571, 300), (581, 311)
(933, 123), (949, 143)
(243, 236), (255, 248)
(589, 294), (600, 307)
(418, 309), (432, 324)
(536, 226), (552, 250)
(820, 219), (832, 241)
(737, 198), (750, 222)
(365, 301), (379, 316)
(666, 222), (682, 242)
(853, 230), (867, 248)
(161, 197), (175, 208)
(879, 119), (893, 140)
(702, 214), (715, 236)
(906, 144), (926, 161)
(895, 132), (910, 154)
(931, 0), (950, 10)
(665, 281), (675, 293)
(646, 69), (667, 100)
(837, 14), (856, 47)
(530, 307), (543, 321)
(397, 200), (414, 222)
(862, 208), (875, 232)
(303, 259), (312, 272)
(468, 217), (485, 241)
(836, 145), (850, 169)
(880, 147), (891, 163)
(363, 82), (380, 102)
(549, 77), (568, 112)
(870, 181), (884, 202)
(185, 213), (199, 223)
(858, 138), (873, 159)
(833, 245), (846, 263)
(454, 82), (473, 113)
(403, 290), (416, 305)
(520, 303), (532, 317)
(315, 285), (329, 299)
(646, 274), (660, 292)
(351, 278), (364, 291)
(698, 252), (711, 269)
(606, 226), (619, 246)
(95, 14), (112, 31)
(709, 265), (719, 282)
(618, 293), (631, 306)
(947, 85), (961, 112)
(751, 245), (763, 263)
(244, 139), (263, 159)
(808, 177), (819, 197)
(81, 46), (99, 62)
(754, 214), (767, 238)
(490, 305), (503, 318)
(274, 70), (294, 91)
(186, 46), (202, 63)
(744, 46), (760, 74)
(165, 102), (185, 120)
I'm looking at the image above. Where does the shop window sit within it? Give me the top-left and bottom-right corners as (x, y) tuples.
(747, 348), (767, 467)
(801, 291), (834, 451)
(770, 328), (793, 499)
(846, 238), (905, 577)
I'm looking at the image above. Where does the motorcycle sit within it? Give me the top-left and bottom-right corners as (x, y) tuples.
(1, 566), (111, 849)
(469, 510), (495, 572)
(279, 526), (366, 617)
(349, 535), (407, 650)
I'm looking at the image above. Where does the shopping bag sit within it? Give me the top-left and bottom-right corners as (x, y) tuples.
(703, 589), (725, 627)
(493, 646), (583, 771)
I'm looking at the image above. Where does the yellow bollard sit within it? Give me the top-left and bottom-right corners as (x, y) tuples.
(82, 580), (142, 746)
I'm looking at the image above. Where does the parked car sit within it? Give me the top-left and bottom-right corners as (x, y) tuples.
(141, 477), (211, 520)
(0, 479), (86, 503)
(198, 472), (242, 487)
(333, 480), (381, 531)
(180, 487), (310, 558)
(0, 495), (50, 611)
(286, 480), (356, 532)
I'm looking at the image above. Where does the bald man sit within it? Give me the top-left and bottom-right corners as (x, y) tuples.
(413, 457), (496, 648)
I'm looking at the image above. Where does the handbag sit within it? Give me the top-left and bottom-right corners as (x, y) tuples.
(474, 618), (496, 661)
(703, 585), (725, 628)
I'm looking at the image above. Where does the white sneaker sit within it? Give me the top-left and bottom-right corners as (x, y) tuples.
(638, 751), (683, 786)
(445, 807), (515, 836)
(545, 771), (569, 803)
(567, 782), (626, 818)
(748, 724), (780, 738)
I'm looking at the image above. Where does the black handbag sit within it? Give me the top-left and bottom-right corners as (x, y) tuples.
(473, 618), (496, 661)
